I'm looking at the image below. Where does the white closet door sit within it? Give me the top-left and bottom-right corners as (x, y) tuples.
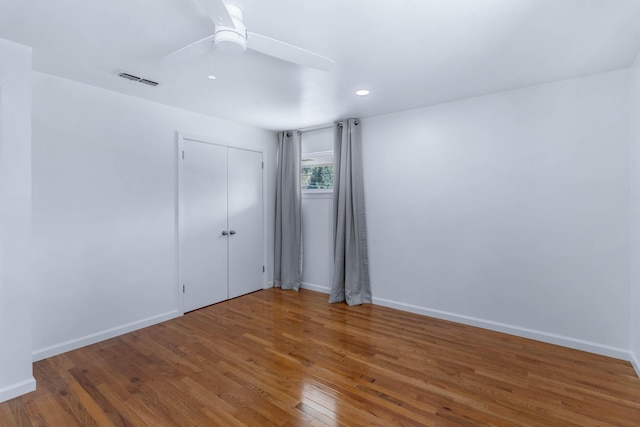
(227, 148), (264, 299)
(181, 140), (228, 312)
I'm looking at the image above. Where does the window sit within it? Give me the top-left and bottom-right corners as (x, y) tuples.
(301, 151), (333, 191)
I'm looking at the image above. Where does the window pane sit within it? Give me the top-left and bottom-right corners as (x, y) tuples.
(302, 165), (333, 190)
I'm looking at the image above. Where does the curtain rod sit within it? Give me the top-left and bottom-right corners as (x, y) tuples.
(286, 120), (359, 137)
(298, 123), (333, 134)
(298, 119), (359, 134)
(286, 123), (332, 137)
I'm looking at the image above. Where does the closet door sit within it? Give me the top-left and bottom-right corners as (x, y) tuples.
(228, 148), (264, 299)
(181, 140), (228, 312)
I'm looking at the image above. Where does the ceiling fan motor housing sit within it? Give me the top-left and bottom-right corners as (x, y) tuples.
(214, 4), (247, 54)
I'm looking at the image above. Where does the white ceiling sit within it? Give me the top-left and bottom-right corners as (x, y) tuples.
(1, 0), (640, 131)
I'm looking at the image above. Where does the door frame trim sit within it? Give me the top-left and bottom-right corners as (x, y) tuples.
(176, 132), (266, 314)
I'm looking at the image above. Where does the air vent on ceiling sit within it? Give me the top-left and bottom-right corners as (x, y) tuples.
(139, 79), (159, 87)
(118, 72), (159, 87)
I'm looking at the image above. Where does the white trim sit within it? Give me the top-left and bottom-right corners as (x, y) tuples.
(180, 131), (258, 152)
(261, 149), (267, 291)
(0, 377), (36, 404)
(176, 133), (184, 313)
(631, 351), (640, 378)
(301, 282), (331, 294)
(32, 310), (181, 362)
(294, 286), (636, 363)
(302, 191), (332, 199)
(302, 149), (333, 158)
(372, 296), (631, 360)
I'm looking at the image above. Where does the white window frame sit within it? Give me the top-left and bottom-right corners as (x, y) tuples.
(302, 150), (334, 197)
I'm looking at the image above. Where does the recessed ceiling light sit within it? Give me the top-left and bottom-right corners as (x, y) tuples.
(355, 89), (370, 96)
(207, 75), (217, 80)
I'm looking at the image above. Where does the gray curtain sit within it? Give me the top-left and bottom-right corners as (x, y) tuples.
(274, 131), (303, 290)
(329, 119), (372, 305)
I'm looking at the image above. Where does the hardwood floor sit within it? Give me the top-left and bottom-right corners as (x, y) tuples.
(2, 288), (639, 426)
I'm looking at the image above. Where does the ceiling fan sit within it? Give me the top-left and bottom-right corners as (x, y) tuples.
(163, 0), (335, 71)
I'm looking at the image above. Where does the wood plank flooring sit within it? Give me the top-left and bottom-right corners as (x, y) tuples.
(1, 288), (639, 426)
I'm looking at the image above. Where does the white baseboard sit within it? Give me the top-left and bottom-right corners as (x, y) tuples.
(631, 351), (640, 378)
(32, 310), (182, 362)
(372, 296), (631, 361)
(301, 282), (331, 294)
(265, 283), (635, 364)
(0, 377), (36, 404)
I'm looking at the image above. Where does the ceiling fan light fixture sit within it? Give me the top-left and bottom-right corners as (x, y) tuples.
(214, 4), (247, 54)
(215, 28), (247, 54)
(164, 1), (335, 71)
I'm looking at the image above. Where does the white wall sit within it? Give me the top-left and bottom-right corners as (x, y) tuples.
(300, 129), (334, 292)
(630, 53), (640, 375)
(362, 70), (631, 358)
(31, 72), (277, 360)
(0, 39), (35, 403)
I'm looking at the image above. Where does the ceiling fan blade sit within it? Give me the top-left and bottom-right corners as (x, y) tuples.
(160, 35), (215, 65)
(247, 32), (335, 71)
(196, 0), (234, 28)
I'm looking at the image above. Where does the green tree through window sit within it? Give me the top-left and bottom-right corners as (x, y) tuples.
(302, 165), (333, 190)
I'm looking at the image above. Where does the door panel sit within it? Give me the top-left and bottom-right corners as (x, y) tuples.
(181, 140), (228, 311)
(228, 148), (264, 299)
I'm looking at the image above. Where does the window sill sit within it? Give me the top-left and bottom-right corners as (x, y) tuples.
(302, 190), (333, 199)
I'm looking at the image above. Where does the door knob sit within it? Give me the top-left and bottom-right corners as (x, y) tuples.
(229, 230), (237, 235)
(221, 230), (229, 236)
